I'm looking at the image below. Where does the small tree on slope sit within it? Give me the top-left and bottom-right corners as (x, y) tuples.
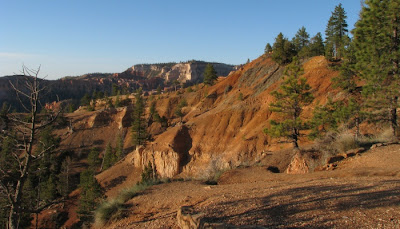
(203, 64), (218, 86)
(264, 57), (314, 149)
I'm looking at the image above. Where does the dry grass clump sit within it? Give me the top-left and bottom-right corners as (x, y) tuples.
(371, 128), (398, 143)
(94, 181), (158, 227)
(334, 131), (360, 152)
(315, 127), (396, 155)
(200, 155), (230, 185)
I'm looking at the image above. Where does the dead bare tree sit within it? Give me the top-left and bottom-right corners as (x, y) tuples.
(0, 66), (60, 229)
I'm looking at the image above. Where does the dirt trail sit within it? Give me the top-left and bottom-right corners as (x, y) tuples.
(106, 145), (400, 228)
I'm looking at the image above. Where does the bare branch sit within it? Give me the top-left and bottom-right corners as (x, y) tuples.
(9, 81), (30, 99)
(8, 116), (31, 127)
(0, 181), (14, 205)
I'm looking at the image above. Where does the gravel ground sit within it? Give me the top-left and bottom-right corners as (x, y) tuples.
(107, 145), (400, 229)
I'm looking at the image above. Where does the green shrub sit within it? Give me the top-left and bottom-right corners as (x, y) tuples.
(238, 93), (244, 101)
(186, 87), (194, 93)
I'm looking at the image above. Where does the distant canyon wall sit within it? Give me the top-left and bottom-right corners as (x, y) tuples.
(126, 61), (236, 83)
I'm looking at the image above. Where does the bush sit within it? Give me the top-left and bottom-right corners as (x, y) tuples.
(186, 87), (194, 93)
(334, 132), (359, 152)
(238, 93), (244, 101)
(94, 181), (158, 227)
(94, 199), (124, 227)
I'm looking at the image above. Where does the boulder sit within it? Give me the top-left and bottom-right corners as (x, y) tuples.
(176, 206), (204, 229)
(286, 152), (309, 174)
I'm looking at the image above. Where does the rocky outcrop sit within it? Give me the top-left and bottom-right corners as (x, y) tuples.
(114, 107), (133, 129)
(132, 125), (193, 178)
(87, 110), (114, 128)
(286, 152), (309, 174)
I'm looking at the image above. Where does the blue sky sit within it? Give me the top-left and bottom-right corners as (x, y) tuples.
(0, 1), (361, 80)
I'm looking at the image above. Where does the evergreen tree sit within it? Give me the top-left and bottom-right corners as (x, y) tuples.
(80, 93), (91, 107)
(115, 133), (124, 160)
(131, 88), (147, 146)
(114, 91), (121, 108)
(271, 33), (296, 65)
(140, 161), (156, 184)
(66, 103), (76, 113)
(42, 174), (57, 203)
(264, 43), (272, 53)
(0, 194), (9, 228)
(157, 85), (162, 95)
(92, 90), (98, 101)
(174, 108), (184, 123)
(292, 26), (310, 53)
(353, 0), (400, 137)
(310, 98), (364, 140)
(174, 99), (188, 123)
(0, 136), (19, 184)
(332, 41), (358, 93)
(111, 83), (119, 96)
(309, 99), (343, 139)
(0, 102), (9, 131)
(203, 64), (218, 85)
(87, 148), (101, 170)
(325, 3), (349, 60)
(58, 156), (72, 198)
(264, 57), (314, 148)
(77, 169), (103, 224)
(102, 143), (115, 170)
(35, 126), (61, 204)
(149, 101), (157, 118)
(105, 95), (114, 109)
(309, 32), (325, 56)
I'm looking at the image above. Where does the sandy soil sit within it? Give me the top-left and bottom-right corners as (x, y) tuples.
(105, 144), (400, 229)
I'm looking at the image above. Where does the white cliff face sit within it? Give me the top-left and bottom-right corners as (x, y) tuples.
(127, 62), (235, 83)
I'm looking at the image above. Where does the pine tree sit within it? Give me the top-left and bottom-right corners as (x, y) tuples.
(264, 43), (272, 53)
(81, 93), (91, 107)
(325, 3), (349, 60)
(111, 83), (119, 96)
(105, 95), (114, 109)
(309, 32), (325, 57)
(78, 147), (104, 224)
(332, 40), (357, 93)
(0, 102), (9, 131)
(264, 57), (314, 148)
(309, 99), (345, 139)
(157, 85), (162, 95)
(271, 33), (296, 65)
(115, 133), (124, 160)
(353, 0), (400, 137)
(131, 88), (147, 146)
(114, 91), (121, 107)
(102, 143), (114, 170)
(292, 26), (310, 54)
(42, 174), (57, 203)
(174, 107), (184, 123)
(87, 148), (101, 170)
(58, 156), (72, 198)
(203, 64), (218, 85)
(77, 169), (103, 224)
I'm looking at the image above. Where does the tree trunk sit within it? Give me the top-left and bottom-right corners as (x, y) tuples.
(390, 97), (398, 137)
(292, 127), (299, 149)
(355, 116), (360, 141)
(8, 204), (16, 229)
